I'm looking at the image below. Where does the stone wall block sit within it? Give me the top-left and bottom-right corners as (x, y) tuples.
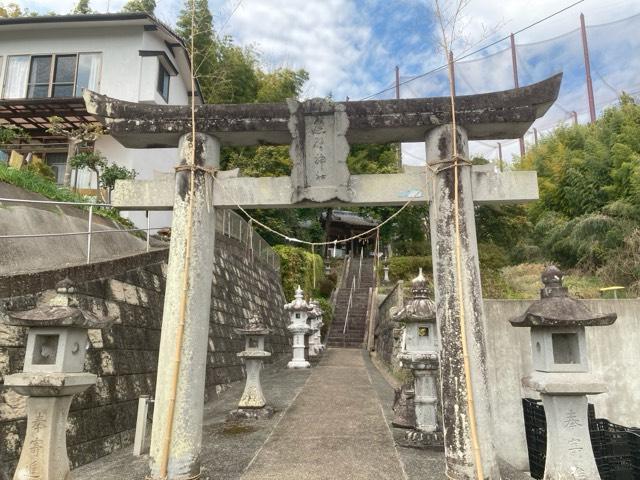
(114, 376), (134, 402)
(108, 279), (126, 302)
(120, 428), (135, 447)
(0, 349), (9, 377)
(0, 389), (26, 422)
(0, 418), (25, 460)
(66, 410), (88, 446)
(90, 376), (116, 406)
(0, 325), (27, 347)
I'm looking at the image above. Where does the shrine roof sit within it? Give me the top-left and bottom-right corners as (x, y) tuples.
(84, 73), (562, 148)
(322, 210), (379, 228)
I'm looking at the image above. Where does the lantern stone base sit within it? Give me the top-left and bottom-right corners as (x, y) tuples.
(6, 373), (96, 480)
(524, 372), (606, 480)
(228, 405), (275, 420)
(237, 358), (268, 409)
(398, 429), (445, 450)
(392, 382), (416, 429)
(287, 358), (311, 369)
(540, 394), (601, 480)
(287, 326), (311, 369)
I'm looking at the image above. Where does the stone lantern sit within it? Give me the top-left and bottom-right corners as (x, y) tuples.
(231, 314), (272, 416)
(383, 264), (390, 283)
(308, 299), (325, 357)
(392, 268), (442, 448)
(284, 286), (313, 369)
(2, 279), (114, 480)
(510, 266), (617, 480)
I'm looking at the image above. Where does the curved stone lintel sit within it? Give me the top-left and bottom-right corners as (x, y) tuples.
(83, 73), (562, 148)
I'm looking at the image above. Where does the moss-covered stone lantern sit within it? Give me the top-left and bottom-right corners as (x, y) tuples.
(393, 268), (442, 448)
(234, 314), (271, 410)
(510, 266), (617, 480)
(2, 279), (114, 480)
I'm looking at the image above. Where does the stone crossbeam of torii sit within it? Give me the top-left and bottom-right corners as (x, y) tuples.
(83, 72), (561, 480)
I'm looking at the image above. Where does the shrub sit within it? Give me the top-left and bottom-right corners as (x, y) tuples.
(273, 244), (324, 300)
(314, 297), (334, 338)
(384, 256), (432, 283)
(26, 160), (55, 181)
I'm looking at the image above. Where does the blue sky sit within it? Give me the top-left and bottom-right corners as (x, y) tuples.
(12, 0), (640, 161)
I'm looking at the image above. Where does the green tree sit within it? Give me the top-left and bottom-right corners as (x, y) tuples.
(256, 69), (309, 103)
(100, 164), (137, 203)
(72, 0), (93, 14)
(47, 116), (105, 187)
(0, 125), (30, 144)
(70, 151), (106, 200)
(509, 95), (640, 272)
(0, 2), (22, 17)
(121, 0), (156, 14)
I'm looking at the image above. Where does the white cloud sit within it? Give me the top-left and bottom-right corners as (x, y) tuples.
(9, 0), (640, 166)
(209, 0), (376, 100)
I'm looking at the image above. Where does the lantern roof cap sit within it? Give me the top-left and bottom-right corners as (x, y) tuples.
(284, 286), (314, 313)
(234, 313), (270, 336)
(510, 266), (617, 328)
(393, 269), (436, 322)
(3, 278), (115, 329)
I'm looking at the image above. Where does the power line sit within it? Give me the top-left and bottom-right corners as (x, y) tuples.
(360, 0), (584, 101)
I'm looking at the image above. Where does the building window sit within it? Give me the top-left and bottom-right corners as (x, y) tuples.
(3, 53), (101, 99)
(157, 62), (170, 102)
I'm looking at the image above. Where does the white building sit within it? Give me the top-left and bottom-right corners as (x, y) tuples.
(0, 13), (201, 228)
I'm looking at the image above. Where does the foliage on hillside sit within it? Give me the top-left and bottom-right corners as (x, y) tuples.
(383, 256), (432, 284)
(509, 94), (640, 294)
(274, 244), (334, 332)
(0, 164), (136, 230)
(273, 244), (325, 300)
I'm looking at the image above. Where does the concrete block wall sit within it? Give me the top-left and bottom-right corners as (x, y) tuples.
(0, 236), (291, 478)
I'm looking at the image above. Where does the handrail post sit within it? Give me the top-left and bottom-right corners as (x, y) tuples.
(343, 277), (356, 336)
(146, 210), (150, 253)
(86, 205), (93, 264)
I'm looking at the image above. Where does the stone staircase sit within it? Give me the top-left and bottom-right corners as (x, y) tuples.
(327, 257), (375, 348)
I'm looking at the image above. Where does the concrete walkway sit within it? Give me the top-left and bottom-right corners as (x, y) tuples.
(241, 348), (408, 480)
(74, 349), (448, 480)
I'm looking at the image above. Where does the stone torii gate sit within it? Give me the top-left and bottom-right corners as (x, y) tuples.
(84, 72), (561, 480)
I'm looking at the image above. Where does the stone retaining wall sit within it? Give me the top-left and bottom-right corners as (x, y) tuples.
(373, 281), (404, 372)
(0, 235), (291, 478)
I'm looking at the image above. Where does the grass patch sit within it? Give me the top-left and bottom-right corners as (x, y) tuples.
(499, 263), (606, 299)
(0, 163), (136, 231)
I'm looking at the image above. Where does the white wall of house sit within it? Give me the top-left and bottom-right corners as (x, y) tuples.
(0, 18), (195, 230)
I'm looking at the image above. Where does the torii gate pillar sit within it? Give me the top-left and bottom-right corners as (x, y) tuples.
(148, 133), (219, 479)
(427, 125), (499, 479)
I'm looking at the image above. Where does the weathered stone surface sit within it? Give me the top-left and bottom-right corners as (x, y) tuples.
(110, 167), (539, 210)
(84, 74), (561, 148)
(426, 125), (499, 479)
(288, 98), (351, 204)
(0, 235), (291, 480)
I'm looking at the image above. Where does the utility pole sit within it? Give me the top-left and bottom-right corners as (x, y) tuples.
(395, 65), (402, 169)
(580, 13), (597, 123)
(497, 142), (503, 172)
(510, 33), (526, 158)
(572, 111), (578, 126)
(533, 128), (539, 146)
